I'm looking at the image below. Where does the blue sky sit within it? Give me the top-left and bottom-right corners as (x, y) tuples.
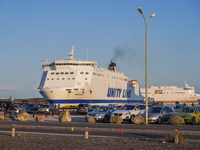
(0, 0), (200, 98)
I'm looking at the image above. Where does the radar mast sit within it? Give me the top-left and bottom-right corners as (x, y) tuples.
(67, 44), (75, 60)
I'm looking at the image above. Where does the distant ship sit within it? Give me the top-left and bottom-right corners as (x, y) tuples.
(38, 44), (144, 106)
(141, 82), (200, 103)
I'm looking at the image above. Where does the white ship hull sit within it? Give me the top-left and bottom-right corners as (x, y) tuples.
(39, 88), (143, 105)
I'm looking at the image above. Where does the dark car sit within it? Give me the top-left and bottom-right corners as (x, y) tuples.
(89, 105), (99, 112)
(86, 106), (118, 123)
(38, 104), (59, 115)
(25, 103), (39, 114)
(2, 101), (12, 111)
(173, 104), (185, 112)
(77, 103), (91, 115)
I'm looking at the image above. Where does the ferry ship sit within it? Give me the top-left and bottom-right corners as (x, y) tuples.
(141, 82), (200, 103)
(38, 44), (144, 106)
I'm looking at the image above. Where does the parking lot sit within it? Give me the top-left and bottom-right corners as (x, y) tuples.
(1, 109), (200, 143)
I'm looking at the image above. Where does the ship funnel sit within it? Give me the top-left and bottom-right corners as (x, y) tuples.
(129, 80), (138, 87)
(108, 61), (116, 72)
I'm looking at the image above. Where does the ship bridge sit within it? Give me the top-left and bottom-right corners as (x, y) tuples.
(41, 60), (97, 71)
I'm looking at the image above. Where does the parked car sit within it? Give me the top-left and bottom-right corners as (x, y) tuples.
(172, 106), (200, 125)
(111, 103), (146, 123)
(89, 105), (99, 112)
(13, 104), (26, 114)
(86, 105), (118, 123)
(2, 101), (12, 111)
(140, 105), (174, 124)
(25, 103), (39, 113)
(38, 104), (59, 115)
(173, 104), (185, 112)
(77, 103), (91, 115)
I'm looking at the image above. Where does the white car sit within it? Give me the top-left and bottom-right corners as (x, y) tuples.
(111, 103), (145, 123)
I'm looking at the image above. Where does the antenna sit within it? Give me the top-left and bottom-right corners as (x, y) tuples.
(67, 44), (75, 60)
(87, 49), (88, 61)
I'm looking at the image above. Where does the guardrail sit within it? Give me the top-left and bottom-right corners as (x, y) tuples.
(1, 124), (200, 141)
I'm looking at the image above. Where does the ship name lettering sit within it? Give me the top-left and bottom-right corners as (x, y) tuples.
(122, 89), (132, 98)
(107, 88), (122, 98)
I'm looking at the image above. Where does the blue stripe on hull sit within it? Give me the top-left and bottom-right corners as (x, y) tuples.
(47, 99), (143, 104)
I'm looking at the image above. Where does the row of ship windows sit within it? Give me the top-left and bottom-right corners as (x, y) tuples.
(42, 63), (95, 68)
(55, 63), (95, 66)
(93, 72), (127, 81)
(49, 71), (127, 82)
(50, 72), (89, 75)
(47, 78), (88, 80)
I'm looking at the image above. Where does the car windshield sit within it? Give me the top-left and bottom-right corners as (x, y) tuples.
(120, 105), (135, 110)
(94, 106), (109, 112)
(40, 105), (49, 108)
(27, 104), (34, 107)
(148, 107), (162, 113)
(179, 107), (194, 113)
(91, 105), (98, 109)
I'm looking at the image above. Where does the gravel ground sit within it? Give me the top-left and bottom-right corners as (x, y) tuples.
(0, 134), (200, 150)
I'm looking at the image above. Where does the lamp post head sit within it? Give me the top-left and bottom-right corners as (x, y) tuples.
(150, 13), (155, 18)
(137, 7), (143, 14)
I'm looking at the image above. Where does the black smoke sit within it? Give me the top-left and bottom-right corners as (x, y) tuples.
(112, 44), (142, 65)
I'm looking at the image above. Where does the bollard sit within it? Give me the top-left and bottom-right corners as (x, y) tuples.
(11, 124), (15, 137)
(85, 127), (88, 139)
(121, 129), (123, 133)
(71, 127), (73, 131)
(175, 129), (179, 144)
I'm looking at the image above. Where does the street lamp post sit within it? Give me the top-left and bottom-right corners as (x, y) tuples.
(138, 7), (155, 125)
